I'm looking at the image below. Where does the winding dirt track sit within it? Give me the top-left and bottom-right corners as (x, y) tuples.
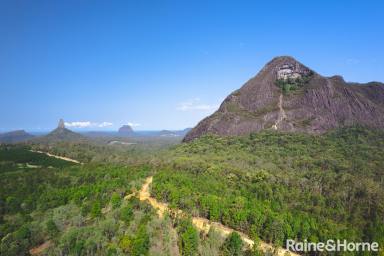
(30, 150), (81, 164)
(138, 176), (299, 256)
(28, 152), (297, 255)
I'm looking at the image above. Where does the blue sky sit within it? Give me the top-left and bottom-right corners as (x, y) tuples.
(1, 0), (383, 132)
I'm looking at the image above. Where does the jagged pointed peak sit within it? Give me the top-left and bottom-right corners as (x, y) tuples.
(58, 119), (65, 129)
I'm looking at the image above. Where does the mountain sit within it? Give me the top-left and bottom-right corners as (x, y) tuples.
(158, 130), (180, 137)
(184, 56), (384, 141)
(158, 128), (192, 137)
(0, 130), (34, 143)
(118, 125), (134, 135)
(179, 128), (192, 135)
(35, 119), (85, 143)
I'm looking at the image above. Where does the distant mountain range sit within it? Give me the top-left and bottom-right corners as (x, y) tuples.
(32, 119), (86, 143)
(0, 130), (34, 143)
(184, 56), (384, 141)
(1, 121), (191, 144)
(157, 128), (192, 137)
(84, 128), (191, 138)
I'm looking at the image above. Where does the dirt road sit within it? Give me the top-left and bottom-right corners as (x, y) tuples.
(30, 150), (81, 164)
(138, 176), (298, 256)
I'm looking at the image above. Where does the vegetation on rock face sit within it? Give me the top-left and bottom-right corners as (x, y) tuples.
(184, 57), (384, 142)
(275, 72), (313, 93)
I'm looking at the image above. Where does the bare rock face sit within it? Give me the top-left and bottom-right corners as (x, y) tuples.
(37, 119), (85, 142)
(58, 119), (65, 129)
(277, 62), (311, 80)
(183, 56), (384, 142)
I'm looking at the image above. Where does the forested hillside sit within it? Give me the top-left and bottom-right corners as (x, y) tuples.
(0, 146), (259, 255)
(1, 127), (383, 255)
(0, 146), (160, 255)
(153, 126), (384, 254)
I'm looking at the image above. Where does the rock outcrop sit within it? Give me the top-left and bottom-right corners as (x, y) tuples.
(118, 125), (134, 134)
(58, 118), (65, 129)
(184, 56), (384, 142)
(34, 119), (85, 143)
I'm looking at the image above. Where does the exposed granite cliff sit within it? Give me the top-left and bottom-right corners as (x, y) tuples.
(184, 56), (384, 141)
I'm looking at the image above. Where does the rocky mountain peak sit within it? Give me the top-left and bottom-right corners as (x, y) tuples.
(58, 119), (65, 129)
(183, 56), (384, 142)
(35, 120), (85, 143)
(260, 56), (313, 80)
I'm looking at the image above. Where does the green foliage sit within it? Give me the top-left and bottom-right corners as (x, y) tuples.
(110, 192), (121, 209)
(0, 145), (75, 170)
(0, 148), (152, 255)
(153, 126), (384, 254)
(221, 232), (243, 256)
(275, 72), (313, 94)
(119, 214), (150, 256)
(90, 201), (102, 218)
(1, 126), (383, 255)
(46, 219), (59, 238)
(0, 225), (31, 256)
(120, 205), (134, 224)
(178, 218), (199, 256)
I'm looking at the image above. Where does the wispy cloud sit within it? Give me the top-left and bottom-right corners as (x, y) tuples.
(97, 122), (113, 128)
(127, 122), (141, 127)
(64, 121), (92, 128)
(64, 121), (113, 128)
(177, 98), (219, 112)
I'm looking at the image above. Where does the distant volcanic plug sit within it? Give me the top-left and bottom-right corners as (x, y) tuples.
(118, 125), (134, 134)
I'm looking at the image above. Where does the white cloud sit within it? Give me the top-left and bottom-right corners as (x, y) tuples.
(64, 121), (92, 128)
(64, 121), (113, 129)
(127, 122), (141, 127)
(177, 98), (219, 112)
(98, 122), (113, 128)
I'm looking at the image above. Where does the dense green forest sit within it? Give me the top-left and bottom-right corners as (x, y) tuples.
(28, 136), (179, 164)
(0, 146), (252, 256)
(152, 127), (384, 255)
(0, 146), (158, 255)
(0, 146), (75, 172)
(1, 127), (383, 255)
